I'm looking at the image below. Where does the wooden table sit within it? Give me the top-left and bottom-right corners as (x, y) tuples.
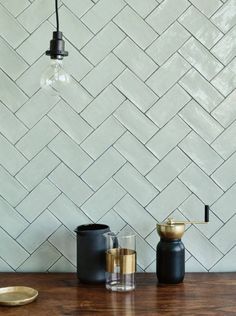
(0, 273), (235, 315)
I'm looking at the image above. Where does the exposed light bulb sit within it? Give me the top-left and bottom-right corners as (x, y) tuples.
(40, 59), (70, 96)
(42, 0), (69, 95)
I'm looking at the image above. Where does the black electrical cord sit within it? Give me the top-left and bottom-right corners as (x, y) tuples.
(55, 0), (59, 32)
(45, 0), (68, 58)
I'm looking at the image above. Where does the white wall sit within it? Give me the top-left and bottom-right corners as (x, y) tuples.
(0, 0), (235, 272)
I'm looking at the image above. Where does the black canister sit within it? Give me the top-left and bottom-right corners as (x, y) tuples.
(156, 238), (185, 284)
(74, 224), (110, 284)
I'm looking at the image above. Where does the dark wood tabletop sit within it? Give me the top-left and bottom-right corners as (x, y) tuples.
(0, 273), (235, 315)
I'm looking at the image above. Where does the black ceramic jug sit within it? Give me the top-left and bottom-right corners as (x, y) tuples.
(74, 224), (110, 284)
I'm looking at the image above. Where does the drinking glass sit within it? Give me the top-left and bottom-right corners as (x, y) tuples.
(104, 231), (136, 292)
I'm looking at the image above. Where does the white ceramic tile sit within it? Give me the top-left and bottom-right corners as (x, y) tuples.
(81, 116), (125, 159)
(62, 0), (93, 18)
(114, 6), (157, 49)
(147, 84), (191, 128)
(147, 116), (191, 159)
(16, 148), (60, 191)
(49, 194), (91, 232)
(212, 90), (236, 128)
(0, 5), (28, 49)
(98, 209), (126, 232)
(211, 26), (236, 65)
(61, 41), (93, 83)
(48, 226), (76, 265)
(0, 197), (28, 239)
(18, 0), (55, 33)
(81, 147), (125, 190)
(146, 228), (159, 250)
(48, 100), (93, 145)
(179, 163), (223, 205)
(16, 56), (48, 97)
(0, 227), (29, 269)
(16, 117), (59, 160)
(179, 194), (223, 238)
(146, 0), (190, 34)
(81, 54), (125, 97)
(114, 163), (158, 207)
(124, 0), (158, 18)
(17, 210), (61, 253)
(212, 120), (236, 159)
(0, 102), (28, 144)
(81, 0), (125, 33)
(16, 22), (53, 65)
(189, 0), (222, 18)
(17, 242), (60, 272)
(0, 134), (27, 176)
(114, 132), (158, 175)
(81, 22), (125, 65)
(17, 179), (60, 223)
(211, 0), (236, 33)
(114, 69), (158, 112)
(0, 37), (28, 80)
(183, 226), (222, 270)
(50, 6), (93, 50)
(0, 69), (28, 112)
(81, 85), (125, 129)
(114, 100), (158, 144)
(0, 165), (28, 207)
(114, 37), (158, 81)
(211, 214), (236, 254)
(179, 6), (223, 49)
(16, 90), (59, 129)
(60, 77), (93, 114)
(81, 179), (126, 221)
(146, 54), (191, 96)
(146, 179), (191, 221)
(114, 195), (156, 238)
(179, 132), (224, 175)
(49, 132), (93, 176)
(179, 37), (223, 80)
(185, 257), (207, 272)
(0, 0), (30, 16)
(147, 148), (190, 191)
(49, 164), (93, 207)
(146, 22), (190, 65)
(211, 246), (236, 272)
(179, 69), (224, 112)
(211, 58), (236, 97)
(146, 229), (158, 250)
(49, 256), (76, 272)
(179, 100), (223, 143)
(0, 258), (14, 272)
(145, 260), (156, 273)
(212, 152), (236, 190)
(212, 183), (236, 222)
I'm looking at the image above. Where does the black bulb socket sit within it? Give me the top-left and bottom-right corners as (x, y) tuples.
(46, 31), (68, 60)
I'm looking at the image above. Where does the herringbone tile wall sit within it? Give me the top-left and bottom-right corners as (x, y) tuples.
(0, 0), (235, 273)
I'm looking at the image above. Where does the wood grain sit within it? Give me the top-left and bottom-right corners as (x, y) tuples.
(0, 273), (235, 315)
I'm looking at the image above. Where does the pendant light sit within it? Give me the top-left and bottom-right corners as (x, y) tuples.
(40, 0), (70, 95)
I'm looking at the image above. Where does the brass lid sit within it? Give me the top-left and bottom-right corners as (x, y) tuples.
(157, 218), (185, 240)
